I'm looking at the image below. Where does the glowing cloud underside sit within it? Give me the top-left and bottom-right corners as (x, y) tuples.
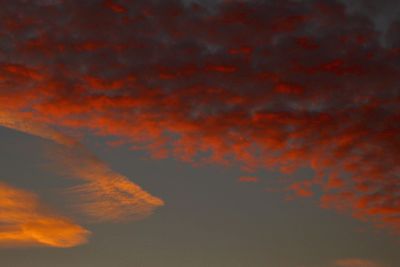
(0, 182), (89, 248)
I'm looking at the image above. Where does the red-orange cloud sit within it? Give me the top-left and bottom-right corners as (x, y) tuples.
(0, 0), (399, 233)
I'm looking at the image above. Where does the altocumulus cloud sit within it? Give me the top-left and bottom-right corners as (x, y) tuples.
(0, 0), (399, 234)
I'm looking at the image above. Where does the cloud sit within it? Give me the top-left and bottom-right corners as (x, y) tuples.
(334, 258), (384, 267)
(0, 182), (89, 248)
(0, 0), (399, 233)
(0, 110), (76, 146)
(52, 144), (164, 222)
(0, 110), (164, 222)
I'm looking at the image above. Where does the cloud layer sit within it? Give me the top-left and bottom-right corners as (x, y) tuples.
(0, 0), (399, 233)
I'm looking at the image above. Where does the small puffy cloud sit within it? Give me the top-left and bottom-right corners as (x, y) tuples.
(334, 258), (385, 267)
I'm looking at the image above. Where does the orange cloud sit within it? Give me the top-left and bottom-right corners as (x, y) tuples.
(53, 145), (164, 222)
(0, 182), (89, 248)
(0, 109), (164, 222)
(0, 110), (76, 146)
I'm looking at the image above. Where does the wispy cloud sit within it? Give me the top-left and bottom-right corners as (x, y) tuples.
(0, 182), (89, 248)
(52, 144), (164, 222)
(0, 110), (76, 146)
(0, 110), (164, 222)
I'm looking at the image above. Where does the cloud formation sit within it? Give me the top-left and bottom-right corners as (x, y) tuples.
(0, 0), (399, 232)
(0, 182), (89, 248)
(0, 110), (164, 223)
(53, 144), (164, 222)
(0, 110), (76, 145)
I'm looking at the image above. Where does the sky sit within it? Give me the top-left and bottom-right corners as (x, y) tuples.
(0, 0), (399, 266)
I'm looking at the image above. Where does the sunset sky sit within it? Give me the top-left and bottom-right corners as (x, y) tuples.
(0, 0), (399, 266)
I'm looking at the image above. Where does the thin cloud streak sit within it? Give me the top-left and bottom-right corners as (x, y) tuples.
(0, 110), (76, 146)
(52, 144), (165, 222)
